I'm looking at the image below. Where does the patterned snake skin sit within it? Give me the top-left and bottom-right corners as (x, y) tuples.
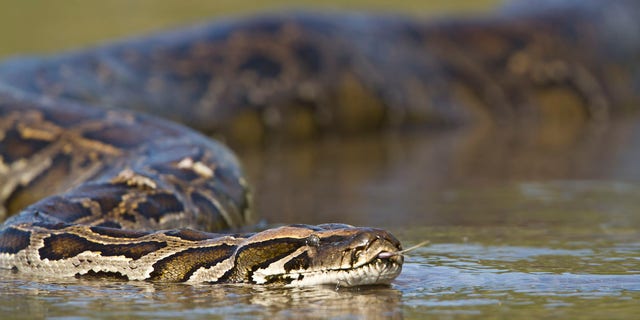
(0, 0), (638, 285)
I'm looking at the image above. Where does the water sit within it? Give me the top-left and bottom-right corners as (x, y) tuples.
(2, 119), (639, 319)
(1, 1), (639, 318)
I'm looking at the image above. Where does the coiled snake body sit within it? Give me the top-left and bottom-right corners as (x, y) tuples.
(0, 0), (638, 286)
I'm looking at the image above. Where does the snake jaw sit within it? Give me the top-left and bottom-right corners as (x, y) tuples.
(277, 249), (403, 287)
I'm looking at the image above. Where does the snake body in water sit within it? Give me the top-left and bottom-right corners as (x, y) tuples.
(0, 0), (639, 286)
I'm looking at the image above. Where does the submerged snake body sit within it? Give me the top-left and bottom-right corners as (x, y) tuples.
(0, 0), (639, 285)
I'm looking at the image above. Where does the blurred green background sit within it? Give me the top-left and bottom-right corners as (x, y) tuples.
(0, 0), (500, 59)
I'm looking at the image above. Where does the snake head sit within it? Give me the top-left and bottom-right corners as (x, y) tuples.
(229, 224), (403, 287)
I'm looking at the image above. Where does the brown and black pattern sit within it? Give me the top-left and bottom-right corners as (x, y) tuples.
(230, 238), (306, 283)
(149, 244), (236, 281)
(0, 227), (31, 254)
(283, 252), (311, 273)
(0, 0), (639, 285)
(88, 226), (150, 238)
(39, 233), (167, 260)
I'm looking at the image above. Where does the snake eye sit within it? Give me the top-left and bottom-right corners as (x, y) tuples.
(305, 234), (320, 247)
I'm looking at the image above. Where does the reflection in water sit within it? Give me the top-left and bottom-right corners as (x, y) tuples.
(247, 286), (402, 319)
(242, 116), (640, 228)
(0, 272), (402, 319)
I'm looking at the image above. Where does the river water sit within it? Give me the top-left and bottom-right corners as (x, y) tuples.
(1, 1), (639, 319)
(2, 117), (639, 319)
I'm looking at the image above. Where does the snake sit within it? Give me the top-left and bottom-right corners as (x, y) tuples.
(0, 0), (638, 286)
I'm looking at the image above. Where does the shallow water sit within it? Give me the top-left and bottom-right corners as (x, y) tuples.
(2, 118), (640, 319)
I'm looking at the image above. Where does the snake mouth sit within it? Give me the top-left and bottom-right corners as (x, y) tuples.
(259, 248), (404, 287)
(346, 252), (404, 284)
(313, 251), (403, 287)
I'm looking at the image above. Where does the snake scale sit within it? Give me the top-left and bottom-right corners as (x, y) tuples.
(0, 0), (639, 286)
